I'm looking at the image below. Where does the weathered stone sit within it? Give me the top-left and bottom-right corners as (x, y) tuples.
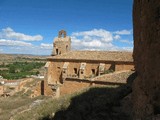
(132, 0), (160, 119)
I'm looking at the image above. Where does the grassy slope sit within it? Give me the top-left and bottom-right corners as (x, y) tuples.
(12, 72), (136, 120)
(0, 78), (46, 120)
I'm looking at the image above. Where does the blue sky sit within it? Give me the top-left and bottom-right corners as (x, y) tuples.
(0, 0), (133, 55)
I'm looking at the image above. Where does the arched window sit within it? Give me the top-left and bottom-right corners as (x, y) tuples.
(58, 30), (66, 38)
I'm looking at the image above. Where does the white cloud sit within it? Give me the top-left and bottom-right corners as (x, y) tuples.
(0, 44), (52, 55)
(40, 43), (53, 49)
(0, 28), (133, 55)
(0, 27), (47, 55)
(72, 29), (113, 42)
(114, 29), (132, 35)
(113, 35), (121, 40)
(0, 27), (43, 41)
(119, 40), (133, 44)
(0, 39), (33, 47)
(71, 29), (133, 51)
(71, 29), (115, 50)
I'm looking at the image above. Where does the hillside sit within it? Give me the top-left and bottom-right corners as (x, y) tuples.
(0, 54), (48, 64)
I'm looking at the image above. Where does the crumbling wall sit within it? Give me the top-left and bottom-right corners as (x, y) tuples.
(60, 80), (90, 95)
(115, 63), (134, 71)
(133, 0), (160, 119)
(43, 79), (55, 96)
(67, 62), (80, 76)
(47, 61), (64, 84)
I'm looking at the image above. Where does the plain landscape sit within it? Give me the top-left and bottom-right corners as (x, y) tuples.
(0, 0), (160, 120)
(0, 54), (136, 120)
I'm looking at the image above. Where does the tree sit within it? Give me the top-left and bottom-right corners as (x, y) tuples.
(9, 66), (16, 73)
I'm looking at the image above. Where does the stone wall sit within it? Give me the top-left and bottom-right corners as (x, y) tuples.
(47, 61), (64, 84)
(115, 63), (134, 71)
(47, 60), (134, 85)
(59, 70), (133, 95)
(31, 79), (55, 97)
(132, 0), (160, 119)
(60, 80), (90, 95)
(53, 31), (71, 55)
(43, 79), (56, 96)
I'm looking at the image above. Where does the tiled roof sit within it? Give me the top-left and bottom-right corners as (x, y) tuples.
(48, 51), (133, 62)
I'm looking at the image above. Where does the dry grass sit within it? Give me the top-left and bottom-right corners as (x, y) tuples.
(0, 78), (47, 120)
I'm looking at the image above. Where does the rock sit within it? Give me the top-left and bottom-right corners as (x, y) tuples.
(133, 0), (160, 119)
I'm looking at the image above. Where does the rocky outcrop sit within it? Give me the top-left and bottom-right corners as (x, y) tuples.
(133, 0), (160, 119)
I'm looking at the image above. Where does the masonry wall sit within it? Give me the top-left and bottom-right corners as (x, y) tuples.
(53, 36), (71, 55)
(85, 63), (99, 76)
(60, 70), (133, 95)
(67, 62), (81, 76)
(115, 63), (134, 71)
(47, 60), (134, 85)
(47, 61), (64, 84)
(44, 79), (55, 96)
(60, 80), (90, 95)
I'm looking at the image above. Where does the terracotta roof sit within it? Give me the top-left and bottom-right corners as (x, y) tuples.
(48, 51), (133, 62)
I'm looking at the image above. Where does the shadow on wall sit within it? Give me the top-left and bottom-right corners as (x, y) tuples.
(40, 72), (137, 120)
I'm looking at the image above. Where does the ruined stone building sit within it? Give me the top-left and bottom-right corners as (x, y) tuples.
(36, 30), (134, 97)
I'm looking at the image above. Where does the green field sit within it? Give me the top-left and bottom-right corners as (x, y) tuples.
(0, 62), (45, 79)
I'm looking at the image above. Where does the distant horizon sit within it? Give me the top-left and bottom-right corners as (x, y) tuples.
(0, 0), (133, 55)
(0, 49), (133, 56)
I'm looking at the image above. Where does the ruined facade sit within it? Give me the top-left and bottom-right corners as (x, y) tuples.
(43, 30), (134, 96)
(133, 0), (160, 119)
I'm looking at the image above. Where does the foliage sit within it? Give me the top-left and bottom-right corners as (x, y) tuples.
(0, 62), (45, 79)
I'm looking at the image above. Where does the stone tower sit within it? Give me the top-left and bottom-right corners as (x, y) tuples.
(52, 30), (71, 56)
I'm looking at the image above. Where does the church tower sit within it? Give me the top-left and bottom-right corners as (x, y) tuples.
(52, 30), (71, 56)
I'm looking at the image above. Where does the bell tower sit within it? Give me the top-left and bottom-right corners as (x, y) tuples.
(52, 30), (71, 56)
